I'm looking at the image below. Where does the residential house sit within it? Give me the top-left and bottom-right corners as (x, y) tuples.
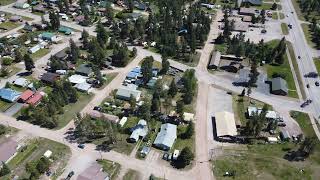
(270, 77), (288, 96)
(13, 77), (29, 87)
(0, 88), (21, 102)
(116, 85), (141, 101)
(76, 64), (93, 76)
(26, 92), (43, 106)
(213, 111), (237, 142)
(40, 72), (60, 84)
(129, 120), (148, 142)
(233, 22), (250, 32)
(58, 26), (73, 35)
(54, 49), (68, 61)
(13, 2), (30, 9)
(9, 15), (22, 22)
(75, 15), (85, 24)
(68, 74), (88, 84)
(75, 82), (92, 93)
(23, 24), (35, 32)
(33, 5), (47, 14)
(153, 123), (177, 150)
(18, 89), (34, 103)
(40, 32), (57, 42)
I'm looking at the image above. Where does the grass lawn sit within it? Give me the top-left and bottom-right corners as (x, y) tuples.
(286, 41), (306, 99)
(265, 48), (299, 98)
(0, 0), (15, 6)
(255, 3), (273, 10)
(174, 51), (201, 67)
(5, 138), (71, 180)
(0, 100), (13, 112)
(279, 13), (285, 19)
(314, 57), (320, 73)
(214, 43), (227, 54)
(171, 124), (195, 154)
(281, 23), (289, 35)
(30, 48), (50, 60)
(97, 159), (121, 180)
(301, 23), (318, 49)
(55, 93), (93, 129)
(0, 21), (21, 31)
(98, 72), (118, 90)
(123, 169), (141, 180)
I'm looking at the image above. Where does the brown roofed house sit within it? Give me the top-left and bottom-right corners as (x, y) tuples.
(41, 72), (60, 84)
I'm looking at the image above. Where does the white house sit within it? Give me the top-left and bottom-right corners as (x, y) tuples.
(129, 120), (148, 142)
(154, 123), (177, 150)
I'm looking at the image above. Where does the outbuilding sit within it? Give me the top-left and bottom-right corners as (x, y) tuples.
(13, 77), (29, 87)
(213, 111), (237, 141)
(14, 2), (30, 9)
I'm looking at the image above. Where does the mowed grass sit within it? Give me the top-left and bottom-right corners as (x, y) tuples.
(55, 93), (93, 129)
(0, 100), (13, 112)
(97, 159), (121, 180)
(301, 23), (319, 49)
(314, 57), (320, 73)
(30, 48), (50, 60)
(281, 23), (289, 35)
(6, 138), (71, 180)
(279, 13), (285, 19)
(291, 0), (305, 21)
(286, 41), (306, 99)
(265, 40), (298, 98)
(0, 0), (15, 6)
(0, 21), (20, 31)
(123, 169), (141, 180)
(272, 13), (279, 20)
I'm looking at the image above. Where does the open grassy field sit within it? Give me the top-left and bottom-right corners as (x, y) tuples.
(97, 159), (121, 180)
(123, 169), (141, 180)
(171, 124), (195, 154)
(291, 0), (305, 21)
(279, 13), (285, 19)
(281, 23), (289, 35)
(0, 0), (15, 6)
(5, 138), (71, 180)
(55, 93), (93, 129)
(30, 48), (50, 60)
(0, 22), (21, 31)
(0, 100), (13, 112)
(272, 13), (278, 20)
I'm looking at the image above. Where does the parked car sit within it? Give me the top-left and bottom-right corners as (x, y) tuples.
(78, 144), (85, 149)
(315, 81), (319, 86)
(306, 84), (310, 88)
(278, 122), (286, 127)
(162, 152), (169, 160)
(93, 106), (102, 112)
(304, 72), (318, 78)
(67, 171), (74, 178)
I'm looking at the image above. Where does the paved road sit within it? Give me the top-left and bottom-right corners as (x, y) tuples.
(281, 0), (320, 137)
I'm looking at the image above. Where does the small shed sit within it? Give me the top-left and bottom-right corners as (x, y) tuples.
(119, 117), (128, 127)
(173, 149), (180, 160)
(14, 2), (30, 9)
(9, 15), (22, 22)
(43, 150), (52, 158)
(208, 51), (221, 69)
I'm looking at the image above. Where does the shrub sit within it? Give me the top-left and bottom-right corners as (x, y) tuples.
(2, 57), (13, 66)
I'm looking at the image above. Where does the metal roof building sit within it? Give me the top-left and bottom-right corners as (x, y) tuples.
(214, 111), (237, 140)
(0, 88), (21, 102)
(116, 86), (141, 101)
(154, 123), (177, 150)
(271, 77), (288, 96)
(129, 120), (148, 142)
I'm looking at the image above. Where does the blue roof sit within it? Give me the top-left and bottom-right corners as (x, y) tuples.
(127, 71), (139, 79)
(131, 67), (141, 73)
(0, 88), (21, 102)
